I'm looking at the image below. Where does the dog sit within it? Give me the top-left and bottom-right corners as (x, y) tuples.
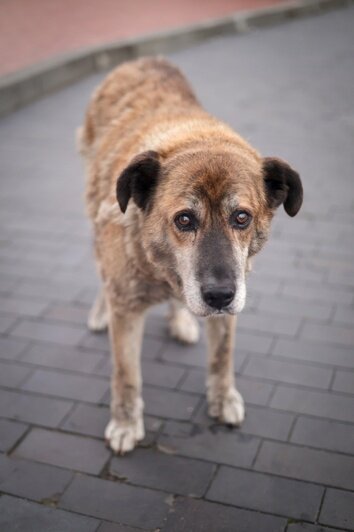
(79, 57), (303, 454)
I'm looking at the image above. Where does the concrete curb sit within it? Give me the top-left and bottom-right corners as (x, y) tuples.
(0, 0), (352, 117)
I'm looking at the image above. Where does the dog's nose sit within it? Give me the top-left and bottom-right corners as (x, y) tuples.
(202, 285), (235, 310)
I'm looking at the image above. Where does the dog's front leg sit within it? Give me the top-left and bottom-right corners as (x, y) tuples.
(206, 315), (245, 426)
(105, 307), (145, 454)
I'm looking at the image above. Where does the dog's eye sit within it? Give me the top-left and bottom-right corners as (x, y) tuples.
(231, 210), (252, 229)
(174, 212), (196, 231)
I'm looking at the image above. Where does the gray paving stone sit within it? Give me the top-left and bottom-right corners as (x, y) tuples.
(0, 419), (28, 451)
(273, 338), (354, 369)
(243, 356), (333, 389)
(270, 385), (354, 423)
(282, 281), (353, 305)
(60, 474), (168, 529)
(158, 427), (259, 468)
(0, 494), (99, 532)
(0, 337), (29, 361)
(0, 313), (17, 333)
(0, 295), (48, 317)
(238, 313), (301, 336)
(22, 368), (108, 402)
(98, 524), (142, 532)
(161, 420), (193, 437)
(19, 343), (104, 373)
(160, 497), (286, 532)
(332, 370), (354, 394)
(13, 279), (81, 302)
(258, 295), (333, 320)
(287, 524), (332, 532)
(0, 389), (73, 427)
(0, 360), (32, 388)
(319, 488), (354, 530)
(14, 427), (110, 474)
(10, 319), (86, 346)
(291, 416), (354, 455)
(207, 466), (323, 520)
(181, 368), (274, 406)
(0, 453), (72, 502)
(301, 322), (354, 348)
(43, 303), (89, 325)
(143, 386), (200, 420)
(255, 441), (354, 490)
(333, 305), (354, 326)
(142, 361), (185, 389)
(111, 447), (214, 496)
(82, 331), (166, 361)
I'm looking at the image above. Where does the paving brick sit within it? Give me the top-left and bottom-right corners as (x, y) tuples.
(0, 313), (17, 333)
(22, 368), (108, 402)
(0, 453), (72, 502)
(319, 488), (354, 530)
(142, 361), (185, 389)
(182, 369), (274, 406)
(0, 419), (28, 451)
(158, 427), (259, 468)
(207, 466), (323, 520)
(0, 361), (32, 388)
(301, 322), (354, 348)
(98, 524), (142, 532)
(258, 295), (333, 320)
(234, 330), (274, 355)
(287, 524), (332, 532)
(60, 474), (168, 529)
(281, 282), (353, 305)
(160, 497), (286, 532)
(0, 495), (99, 532)
(82, 331), (166, 361)
(0, 336), (29, 360)
(162, 420), (193, 437)
(10, 319), (86, 346)
(255, 441), (354, 490)
(13, 279), (80, 302)
(111, 447), (214, 496)
(19, 343), (104, 373)
(14, 428), (110, 474)
(332, 370), (354, 394)
(270, 385), (354, 423)
(43, 303), (88, 325)
(0, 295), (48, 317)
(273, 338), (354, 369)
(238, 313), (301, 336)
(143, 386), (200, 420)
(291, 416), (354, 455)
(0, 389), (73, 427)
(333, 305), (354, 326)
(243, 356), (333, 389)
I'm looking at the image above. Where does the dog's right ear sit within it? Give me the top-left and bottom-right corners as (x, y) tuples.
(116, 151), (161, 213)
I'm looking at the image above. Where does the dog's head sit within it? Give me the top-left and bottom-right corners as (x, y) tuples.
(116, 147), (303, 316)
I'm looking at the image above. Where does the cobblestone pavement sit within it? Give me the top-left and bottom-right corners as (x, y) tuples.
(1, 5), (354, 532)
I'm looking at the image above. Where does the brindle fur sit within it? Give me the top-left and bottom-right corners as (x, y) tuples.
(79, 57), (303, 453)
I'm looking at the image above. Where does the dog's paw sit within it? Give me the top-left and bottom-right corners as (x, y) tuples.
(169, 308), (200, 344)
(87, 295), (108, 332)
(208, 387), (245, 426)
(105, 417), (145, 454)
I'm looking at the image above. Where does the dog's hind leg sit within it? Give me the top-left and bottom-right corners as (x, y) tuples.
(168, 299), (200, 345)
(206, 314), (245, 426)
(88, 288), (109, 332)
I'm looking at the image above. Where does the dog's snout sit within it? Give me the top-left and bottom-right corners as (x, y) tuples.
(202, 284), (235, 310)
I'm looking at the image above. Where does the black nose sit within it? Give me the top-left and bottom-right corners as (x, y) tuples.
(202, 285), (235, 310)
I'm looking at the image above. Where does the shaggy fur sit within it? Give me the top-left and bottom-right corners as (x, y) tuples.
(79, 57), (303, 453)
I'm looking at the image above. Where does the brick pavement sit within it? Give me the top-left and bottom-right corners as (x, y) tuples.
(1, 5), (354, 531)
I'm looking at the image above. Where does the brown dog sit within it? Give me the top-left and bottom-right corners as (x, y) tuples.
(79, 57), (303, 454)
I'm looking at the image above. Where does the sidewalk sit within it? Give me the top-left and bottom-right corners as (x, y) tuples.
(0, 3), (354, 532)
(0, 0), (290, 78)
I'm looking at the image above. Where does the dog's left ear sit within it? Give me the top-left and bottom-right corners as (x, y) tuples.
(263, 157), (303, 217)
(116, 151), (160, 213)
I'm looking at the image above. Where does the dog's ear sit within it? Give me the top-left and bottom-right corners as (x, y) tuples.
(116, 151), (160, 213)
(263, 157), (303, 217)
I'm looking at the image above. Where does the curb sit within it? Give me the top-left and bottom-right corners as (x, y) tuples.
(0, 0), (352, 117)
